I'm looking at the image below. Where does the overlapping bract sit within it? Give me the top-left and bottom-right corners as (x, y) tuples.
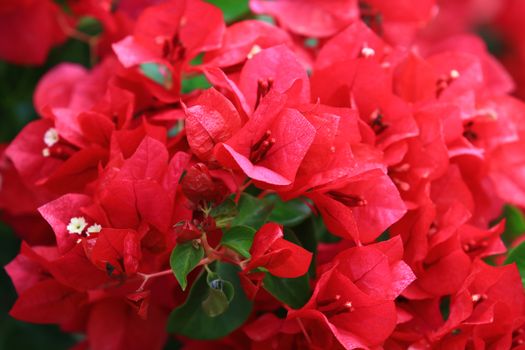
(1, 0), (525, 349)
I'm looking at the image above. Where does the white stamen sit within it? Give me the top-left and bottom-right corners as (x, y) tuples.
(450, 69), (460, 79)
(87, 223), (102, 234)
(393, 178), (411, 191)
(393, 163), (410, 172)
(42, 148), (51, 157)
(471, 294), (483, 302)
(247, 44), (262, 59)
(344, 301), (354, 309)
(361, 46), (375, 58)
(67, 217), (88, 235)
(330, 146), (336, 153)
(43, 128), (59, 147)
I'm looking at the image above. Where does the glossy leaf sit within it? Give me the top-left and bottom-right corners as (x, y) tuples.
(231, 193), (273, 229)
(202, 272), (235, 317)
(263, 273), (311, 309)
(221, 225), (256, 258)
(167, 262), (252, 339)
(267, 194), (311, 226)
(210, 198), (238, 228)
(202, 288), (229, 317)
(170, 241), (205, 291)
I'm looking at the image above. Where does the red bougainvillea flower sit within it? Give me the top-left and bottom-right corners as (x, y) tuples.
(203, 20), (292, 69)
(288, 237), (414, 349)
(112, 0), (225, 101)
(244, 222), (312, 278)
(3, 0), (525, 349)
(184, 88), (242, 161)
(307, 169), (406, 244)
(250, 0), (359, 38)
(215, 91), (316, 186)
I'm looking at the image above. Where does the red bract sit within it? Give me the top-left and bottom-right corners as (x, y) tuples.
(307, 169), (406, 244)
(244, 223), (312, 278)
(112, 0), (225, 101)
(288, 237), (414, 349)
(3, 0), (525, 349)
(184, 88), (242, 161)
(215, 91), (316, 186)
(250, 0), (359, 38)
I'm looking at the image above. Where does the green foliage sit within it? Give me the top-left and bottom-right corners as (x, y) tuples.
(181, 74), (211, 94)
(263, 273), (311, 309)
(210, 198), (238, 228)
(202, 271), (235, 317)
(231, 193), (273, 229)
(267, 194), (311, 226)
(220, 226), (256, 258)
(205, 0), (250, 22)
(170, 241), (205, 291)
(167, 262), (252, 339)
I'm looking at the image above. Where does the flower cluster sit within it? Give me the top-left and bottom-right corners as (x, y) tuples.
(2, 0), (525, 349)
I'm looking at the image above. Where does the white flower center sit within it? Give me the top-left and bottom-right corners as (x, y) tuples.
(67, 217), (88, 235)
(450, 69), (460, 79)
(361, 46), (375, 58)
(44, 128), (59, 147)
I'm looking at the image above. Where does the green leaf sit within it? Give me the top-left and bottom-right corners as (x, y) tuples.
(205, 0), (250, 22)
(207, 276), (235, 303)
(502, 205), (525, 242)
(170, 241), (205, 291)
(167, 262), (253, 339)
(76, 16), (103, 36)
(140, 63), (173, 89)
(201, 287), (230, 317)
(201, 273), (235, 317)
(221, 226), (256, 258)
(210, 199), (238, 228)
(232, 193), (273, 229)
(263, 273), (311, 309)
(505, 241), (525, 286)
(267, 194), (311, 226)
(181, 74), (211, 94)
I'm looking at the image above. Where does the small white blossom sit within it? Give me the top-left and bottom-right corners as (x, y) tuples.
(43, 128), (59, 147)
(87, 223), (102, 234)
(67, 217), (88, 235)
(360, 46), (375, 58)
(450, 69), (460, 79)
